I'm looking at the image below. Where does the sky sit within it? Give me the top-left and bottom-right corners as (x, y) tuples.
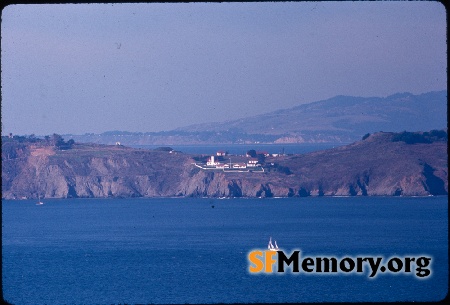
(1, 1), (447, 136)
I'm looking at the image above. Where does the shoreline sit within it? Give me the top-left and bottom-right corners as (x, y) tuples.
(3, 194), (446, 201)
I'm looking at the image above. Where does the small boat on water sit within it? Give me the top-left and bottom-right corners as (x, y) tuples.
(268, 237), (279, 251)
(36, 195), (44, 205)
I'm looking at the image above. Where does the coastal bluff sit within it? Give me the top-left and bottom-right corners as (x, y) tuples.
(2, 131), (447, 199)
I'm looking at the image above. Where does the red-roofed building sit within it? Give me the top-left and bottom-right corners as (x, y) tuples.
(256, 151), (270, 157)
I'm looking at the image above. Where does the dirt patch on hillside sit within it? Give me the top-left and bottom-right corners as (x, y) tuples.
(30, 147), (55, 157)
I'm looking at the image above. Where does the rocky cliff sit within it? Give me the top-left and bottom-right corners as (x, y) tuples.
(2, 131), (447, 199)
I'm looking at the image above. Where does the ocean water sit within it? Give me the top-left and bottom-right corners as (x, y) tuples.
(2, 196), (448, 304)
(131, 143), (343, 155)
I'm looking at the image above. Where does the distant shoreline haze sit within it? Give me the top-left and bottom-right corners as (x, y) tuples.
(4, 91), (446, 145)
(55, 90), (446, 146)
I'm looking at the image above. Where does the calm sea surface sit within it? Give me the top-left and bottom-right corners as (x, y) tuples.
(131, 143), (343, 155)
(2, 197), (448, 304)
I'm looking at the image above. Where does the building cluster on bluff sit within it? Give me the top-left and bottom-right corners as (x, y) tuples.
(205, 155), (260, 170)
(194, 150), (277, 171)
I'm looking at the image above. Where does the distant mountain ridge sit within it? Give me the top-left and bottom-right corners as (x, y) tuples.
(65, 90), (447, 145)
(176, 90), (447, 139)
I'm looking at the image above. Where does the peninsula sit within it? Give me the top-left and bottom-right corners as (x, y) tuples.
(63, 90), (447, 145)
(2, 130), (447, 199)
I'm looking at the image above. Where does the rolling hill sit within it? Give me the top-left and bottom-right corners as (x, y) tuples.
(63, 90), (447, 145)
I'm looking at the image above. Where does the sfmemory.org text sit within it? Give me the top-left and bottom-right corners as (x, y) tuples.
(248, 250), (432, 278)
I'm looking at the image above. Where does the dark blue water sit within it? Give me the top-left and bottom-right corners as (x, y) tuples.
(2, 197), (448, 304)
(131, 143), (343, 155)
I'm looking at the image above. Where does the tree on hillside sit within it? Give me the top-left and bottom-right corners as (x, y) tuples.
(52, 134), (65, 147)
(257, 154), (266, 164)
(51, 134), (74, 150)
(246, 149), (256, 158)
(27, 134), (39, 143)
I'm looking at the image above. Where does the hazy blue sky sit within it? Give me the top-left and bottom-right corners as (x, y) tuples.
(1, 2), (446, 136)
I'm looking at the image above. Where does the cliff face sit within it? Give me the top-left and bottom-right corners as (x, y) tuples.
(275, 132), (448, 197)
(2, 132), (447, 199)
(2, 144), (196, 199)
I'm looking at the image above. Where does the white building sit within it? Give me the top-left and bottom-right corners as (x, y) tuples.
(215, 163), (230, 169)
(247, 159), (259, 167)
(233, 163), (247, 169)
(207, 155), (219, 166)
